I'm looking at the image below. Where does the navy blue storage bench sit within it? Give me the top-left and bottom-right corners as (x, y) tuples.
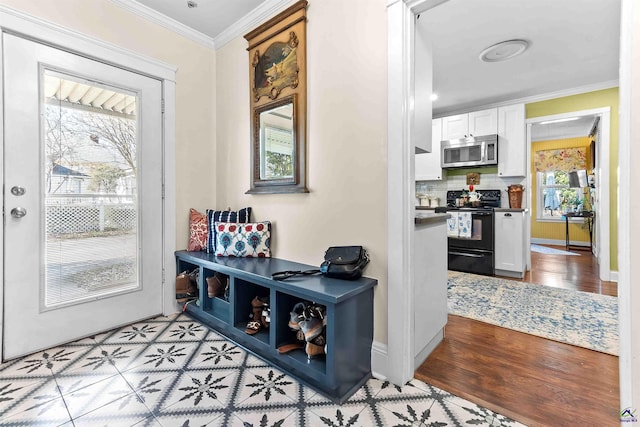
(175, 250), (377, 404)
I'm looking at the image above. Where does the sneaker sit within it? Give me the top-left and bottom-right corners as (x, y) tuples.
(288, 302), (306, 330)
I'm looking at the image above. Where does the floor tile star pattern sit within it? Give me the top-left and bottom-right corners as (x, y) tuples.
(0, 313), (526, 426)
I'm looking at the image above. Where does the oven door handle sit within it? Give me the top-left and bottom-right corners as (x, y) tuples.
(449, 251), (484, 258)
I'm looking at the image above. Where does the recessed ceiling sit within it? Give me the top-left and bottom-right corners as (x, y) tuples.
(419, 0), (621, 116)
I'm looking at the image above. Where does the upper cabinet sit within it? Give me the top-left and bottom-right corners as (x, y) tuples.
(441, 108), (498, 140)
(416, 118), (445, 180)
(497, 103), (526, 177)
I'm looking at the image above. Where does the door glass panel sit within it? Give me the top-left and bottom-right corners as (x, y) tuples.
(43, 71), (139, 308)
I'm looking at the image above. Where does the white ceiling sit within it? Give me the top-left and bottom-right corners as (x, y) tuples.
(420, 0), (620, 117)
(132, 0), (266, 40)
(122, 0), (620, 141)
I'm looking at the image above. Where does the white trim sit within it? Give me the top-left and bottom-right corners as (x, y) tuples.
(617, 0), (634, 410)
(434, 80), (619, 118)
(0, 4), (177, 81)
(370, 340), (389, 381)
(213, 0), (299, 49)
(386, 0), (448, 386)
(162, 81), (177, 315)
(526, 107), (611, 282)
(111, 0), (215, 49)
(0, 6), (177, 361)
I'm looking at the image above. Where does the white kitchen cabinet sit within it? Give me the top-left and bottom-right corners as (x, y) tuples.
(441, 108), (498, 140)
(495, 210), (526, 278)
(416, 118), (445, 180)
(469, 108), (498, 136)
(497, 103), (526, 177)
(414, 216), (448, 368)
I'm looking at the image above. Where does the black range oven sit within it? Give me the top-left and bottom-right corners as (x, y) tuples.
(442, 190), (501, 276)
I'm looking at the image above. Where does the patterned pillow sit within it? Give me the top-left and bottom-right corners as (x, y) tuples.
(206, 207), (252, 253)
(214, 221), (271, 258)
(188, 208), (208, 251)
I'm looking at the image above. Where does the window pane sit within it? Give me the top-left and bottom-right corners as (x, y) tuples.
(43, 71), (139, 308)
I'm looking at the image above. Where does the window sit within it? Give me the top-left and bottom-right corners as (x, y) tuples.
(537, 171), (582, 219)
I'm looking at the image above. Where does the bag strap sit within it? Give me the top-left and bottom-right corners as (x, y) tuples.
(272, 269), (321, 281)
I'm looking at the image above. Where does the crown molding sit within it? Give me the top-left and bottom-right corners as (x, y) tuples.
(213, 0), (299, 50)
(434, 80), (619, 118)
(111, 0), (215, 50)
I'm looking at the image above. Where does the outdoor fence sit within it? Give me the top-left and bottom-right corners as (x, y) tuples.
(46, 194), (136, 235)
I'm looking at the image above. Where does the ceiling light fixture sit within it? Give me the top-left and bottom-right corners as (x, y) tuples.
(479, 39), (529, 62)
(187, 1), (198, 8)
(539, 117), (581, 125)
(430, 93), (438, 101)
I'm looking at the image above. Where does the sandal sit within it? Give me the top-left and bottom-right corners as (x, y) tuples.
(245, 320), (261, 335)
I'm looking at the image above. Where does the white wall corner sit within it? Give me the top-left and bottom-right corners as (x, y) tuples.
(371, 340), (389, 381)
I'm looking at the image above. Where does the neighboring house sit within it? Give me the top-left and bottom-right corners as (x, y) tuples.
(49, 163), (88, 194)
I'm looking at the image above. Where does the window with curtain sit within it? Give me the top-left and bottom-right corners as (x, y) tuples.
(534, 146), (589, 220)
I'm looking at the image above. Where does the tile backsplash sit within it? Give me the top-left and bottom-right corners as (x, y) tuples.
(416, 173), (526, 208)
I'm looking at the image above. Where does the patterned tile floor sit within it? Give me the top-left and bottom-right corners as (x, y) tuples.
(0, 313), (525, 426)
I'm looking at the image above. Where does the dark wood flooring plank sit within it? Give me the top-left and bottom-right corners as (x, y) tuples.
(415, 246), (619, 426)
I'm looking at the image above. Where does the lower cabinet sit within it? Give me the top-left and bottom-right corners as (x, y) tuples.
(494, 210), (526, 277)
(175, 250), (377, 404)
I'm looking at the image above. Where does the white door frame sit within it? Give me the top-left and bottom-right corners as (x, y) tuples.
(386, 0), (634, 409)
(525, 107), (611, 282)
(385, 0), (447, 385)
(0, 5), (177, 361)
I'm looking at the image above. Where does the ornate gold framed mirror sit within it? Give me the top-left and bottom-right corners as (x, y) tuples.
(244, 1), (308, 194)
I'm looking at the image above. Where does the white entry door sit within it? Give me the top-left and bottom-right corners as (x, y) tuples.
(3, 33), (164, 359)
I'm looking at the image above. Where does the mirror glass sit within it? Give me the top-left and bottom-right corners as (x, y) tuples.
(259, 102), (294, 180)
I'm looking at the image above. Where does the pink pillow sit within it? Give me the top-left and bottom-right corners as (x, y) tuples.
(188, 208), (208, 251)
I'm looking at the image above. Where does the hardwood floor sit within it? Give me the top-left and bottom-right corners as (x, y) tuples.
(415, 245), (619, 427)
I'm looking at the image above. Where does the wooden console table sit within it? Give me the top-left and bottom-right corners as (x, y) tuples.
(175, 250), (377, 403)
(563, 211), (594, 251)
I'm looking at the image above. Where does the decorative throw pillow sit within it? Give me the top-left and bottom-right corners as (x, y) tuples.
(214, 221), (271, 258)
(188, 208), (208, 251)
(207, 207), (252, 253)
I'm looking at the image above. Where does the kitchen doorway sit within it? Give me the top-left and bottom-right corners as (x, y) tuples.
(526, 107), (611, 282)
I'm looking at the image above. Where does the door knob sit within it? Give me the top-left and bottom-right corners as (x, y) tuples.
(11, 186), (26, 196)
(10, 207), (27, 218)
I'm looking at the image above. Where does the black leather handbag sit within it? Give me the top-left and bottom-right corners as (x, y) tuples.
(319, 246), (369, 280)
(272, 246), (369, 281)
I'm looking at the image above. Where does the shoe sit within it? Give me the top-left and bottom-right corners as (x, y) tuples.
(306, 342), (325, 359)
(299, 317), (323, 342)
(245, 296), (266, 335)
(299, 304), (325, 342)
(288, 302), (306, 330)
(257, 296), (270, 328)
(206, 274), (225, 298)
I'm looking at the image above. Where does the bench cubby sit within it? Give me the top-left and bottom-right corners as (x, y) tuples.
(174, 250), (377, 403)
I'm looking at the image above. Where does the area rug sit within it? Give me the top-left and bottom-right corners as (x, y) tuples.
(531, 243), (580, 256)
(447, 271), (618, 355)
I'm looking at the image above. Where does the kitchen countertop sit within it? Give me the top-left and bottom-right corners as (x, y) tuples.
(494, 208), (529, 213)
(415, 212), (450, 225)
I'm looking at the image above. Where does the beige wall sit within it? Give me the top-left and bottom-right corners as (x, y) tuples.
(215, 0), (389, 344)
(0, 0), (218, 248)
(628, 0), (640, 410)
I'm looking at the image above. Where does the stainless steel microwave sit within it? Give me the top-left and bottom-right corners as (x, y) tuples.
(440, 134), (498, 168)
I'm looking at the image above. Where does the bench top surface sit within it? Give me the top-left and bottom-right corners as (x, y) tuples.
(176, 250), (377, 303)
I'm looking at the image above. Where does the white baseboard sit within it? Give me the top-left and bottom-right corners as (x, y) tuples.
(531, 238), (590, 247)
(371, 340), (388, 381)
(610, 271), (619, 282)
